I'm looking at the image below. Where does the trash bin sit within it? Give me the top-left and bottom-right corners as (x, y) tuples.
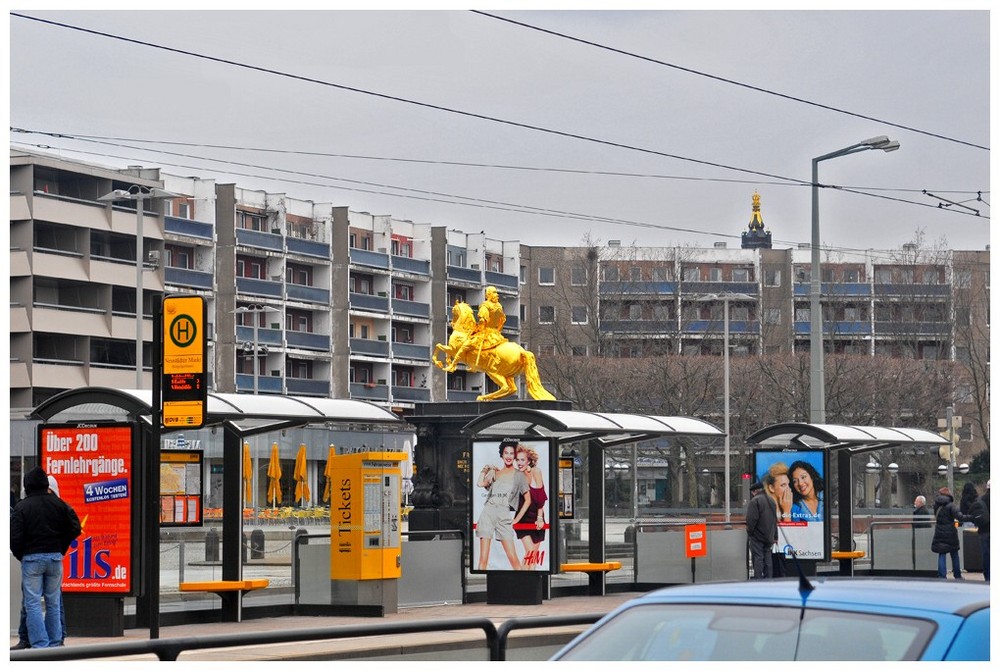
(250, 528), (266, 559)
(205, 527), (220, 562)
(962, 528), (982, 572)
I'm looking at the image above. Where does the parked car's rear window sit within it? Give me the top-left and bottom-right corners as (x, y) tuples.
(557, 603), (934, 661)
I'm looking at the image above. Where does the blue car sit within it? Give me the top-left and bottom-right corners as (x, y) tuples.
(551, 577), (989, 661)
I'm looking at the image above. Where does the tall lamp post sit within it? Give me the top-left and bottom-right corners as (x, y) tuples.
(236, 304), (268, 394)
(99, 184), (179, 388)
(810, 136), (899, 422)
(698, 292), (752, 523)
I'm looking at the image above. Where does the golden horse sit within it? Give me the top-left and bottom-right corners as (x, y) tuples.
(433, 302), (556, 402)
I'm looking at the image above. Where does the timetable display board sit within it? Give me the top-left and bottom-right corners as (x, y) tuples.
(159, 449), (204, 526)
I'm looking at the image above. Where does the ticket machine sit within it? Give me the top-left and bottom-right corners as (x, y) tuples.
(328, 451), (405, 613)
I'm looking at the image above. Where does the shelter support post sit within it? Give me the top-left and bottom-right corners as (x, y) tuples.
(222, 426), (243, 621)
(587, 439), (606, 596)
(837, 449), (854, 576)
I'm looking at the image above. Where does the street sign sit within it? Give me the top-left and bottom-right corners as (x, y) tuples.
(161, 295), (207, 428)
(685, 523), (708, 558)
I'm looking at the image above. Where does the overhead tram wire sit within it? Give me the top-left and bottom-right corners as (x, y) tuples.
(12, 137), (982, 263)
(10, 128), (988, 198)
(10, 128), (987, 221)
(472, 10), (990, 152)
(9, 13), (812, 189)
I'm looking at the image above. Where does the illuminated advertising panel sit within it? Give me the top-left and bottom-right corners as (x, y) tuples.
(38, 423), (137, 595)
(470, 438), (555, 573)
(753, 448), (829, 561)
(160, 449), (204, 526)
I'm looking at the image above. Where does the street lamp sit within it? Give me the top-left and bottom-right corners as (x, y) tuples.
(236, 304), (268, 394)
(98, 184), (180, 388)
(698, 292), (752, 523)
(810, 136), (899, 422)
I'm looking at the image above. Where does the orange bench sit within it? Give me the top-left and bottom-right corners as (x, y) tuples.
(560, 561), (622, 574)
(178, 578), (269, 598)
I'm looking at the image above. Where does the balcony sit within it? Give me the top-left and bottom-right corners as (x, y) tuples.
(236, 228), (283, 252)
(679, 281), (758, 296)
(600, 281), (678, 295)
(286, 283), (330, 304)
(236, 277), (283, 299)
(447, 389), (480, 402)
(391, 298), (430, 319)
(446, 265), (481, 283)
(236, 374), (283, 393)
(873, 321), (952, 336)
(484, 270), (518, 290)
(350, 247), (390, 270)
(165, 266), (214, 290)
(391, 255), (430, 275)
(350, 292), (389, 313)
(351, 382), (389, 401)
(392, 342), (430, 360)
(392, 386), (431, 402)
(599, 320), (679, 335)
(285, 377), (331, 396)
(237, 325), (284, 347)
(794, 282), (872, 297)
(794, 321), (873, 335)
(164, 216), (213, 240)
(874, 284), (951, 297)
(350, 338), (390, 357)
(286, 237), (330, 259)
(681, 320), (760, 334)
(285, 330), (331, 351)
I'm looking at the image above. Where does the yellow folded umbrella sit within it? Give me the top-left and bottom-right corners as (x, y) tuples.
(293, 443), (310, 506)
(323, 445), (336, 503)
(266, 442), (282, 508)
(242, 442), (252, 504)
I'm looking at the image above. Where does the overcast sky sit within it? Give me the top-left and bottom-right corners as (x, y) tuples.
(7, 6), (992, 254)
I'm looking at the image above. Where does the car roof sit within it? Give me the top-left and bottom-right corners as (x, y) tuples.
(633, 577), (989, 616)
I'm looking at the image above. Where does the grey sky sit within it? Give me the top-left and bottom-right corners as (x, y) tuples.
(8, 8), (991, 253)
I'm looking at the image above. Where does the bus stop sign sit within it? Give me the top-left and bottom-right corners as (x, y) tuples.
(161, 294), (207, 428)
(685, 523), (708, 558)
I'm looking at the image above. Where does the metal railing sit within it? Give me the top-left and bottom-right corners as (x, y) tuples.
(11, 613), (605, 662)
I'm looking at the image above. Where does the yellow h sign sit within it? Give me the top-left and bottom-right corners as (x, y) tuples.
(162, 295), (207, 428)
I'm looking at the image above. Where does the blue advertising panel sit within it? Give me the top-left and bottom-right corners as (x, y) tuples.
(470, 437), (554, 573)
(753, 449), (829, 561)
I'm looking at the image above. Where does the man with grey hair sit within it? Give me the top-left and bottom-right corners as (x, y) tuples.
(913, 495), (932, 529)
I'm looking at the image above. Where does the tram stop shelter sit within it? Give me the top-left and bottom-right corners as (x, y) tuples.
(462, 407), (723, 596)
(30, 386), (406, 629)
(746, 422), (950, 576)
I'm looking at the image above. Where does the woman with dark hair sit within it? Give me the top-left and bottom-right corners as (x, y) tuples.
(959, 481), (979, 526)
(932, 486), (970, 579)
(789, 460), (824, 522)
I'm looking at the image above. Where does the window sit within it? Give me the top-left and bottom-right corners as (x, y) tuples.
(571, 265), (587, 286)
(875, 269), (893, 284)
(628, 303), (642, 320)
(394, 283), (414, 301)
(764, 269), (782, 287)
(572, 346), (588, 356)
(237, 210), (266, 231)
(538, 266), (555, 285)
(683, 267), (700, 282)
(652, 304), (672, 321)
(822, 269), (836, 282)
(955, 308), (971, 326)
(285, 359), (312, 378)
(652, 266), (672, 282)
(795, 307), (810, 322)
(730, 306), (750, 321)
(603, 266), (620, 282)
(286, 310), (311, 332)
(165, 244), (193, 269)
(539, 306), (555, 323)
(286, 264), (312, 285)
(844, 306), (859, 321)
(538, 344), (556, 357)
(732, 268), (750, 282)
(844, 269), (860, 283)
(709, 267), (722, 282)
(630, 267), (642, 281)
(571, 306), (588, 324)
(360, 324), (369, 339)
(954, 270), (972, 288)
(520, 265), (527, 284)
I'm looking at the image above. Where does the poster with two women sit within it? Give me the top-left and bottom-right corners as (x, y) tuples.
(753, 449), (829, 561)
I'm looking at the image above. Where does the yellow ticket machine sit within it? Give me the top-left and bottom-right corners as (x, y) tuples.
(328, 451), (405, 614)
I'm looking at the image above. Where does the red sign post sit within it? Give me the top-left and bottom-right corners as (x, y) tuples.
(685, 523), (708, 558)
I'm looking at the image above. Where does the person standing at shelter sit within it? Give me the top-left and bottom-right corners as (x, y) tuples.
(745, 480), (776, 579)
(968, 481), (989, 581)
(932, 486), (969, 579)
(912, 495), (932, 528)
(10, 467), (81, 648)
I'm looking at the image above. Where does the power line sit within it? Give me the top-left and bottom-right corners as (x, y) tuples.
(11, 139), (984, 263)
(11, 128), (987, 197)
(473, 10), (990, 152)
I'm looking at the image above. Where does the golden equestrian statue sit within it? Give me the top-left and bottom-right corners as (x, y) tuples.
(433, 287), (556, 402)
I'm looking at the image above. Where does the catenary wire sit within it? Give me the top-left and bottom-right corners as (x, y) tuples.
(472, 10), (990, 152)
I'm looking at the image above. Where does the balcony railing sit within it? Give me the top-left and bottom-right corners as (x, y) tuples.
(484, 270), (518, 290)
(392, 342), (430, 360)
(236, 277), (282, 298)
(237, 325), (283, 346)
(794, 282), (872, 297)
(392, 386), (431, 402)
(236, 228), (283, 251)
(165, 266), (214, 290)
(235, 374), (283, 393)
(285, 378), (330, 396)
(446, 265), (481, 283)
(350, 248), (390, 270)
(350, 292), (390, 313)
(164, 216), (214, 240)
(600, 281), (678, 295)
(350, 382), (389, 401)
(286, 283), (330, 304)
(391, 298), (430, 318)
(391, 255), (430, 275)
(286, 237), (330, 259)
(350, 338), (390, 357)
(285, 330), (331, 351)
(681, 320), (760, 334)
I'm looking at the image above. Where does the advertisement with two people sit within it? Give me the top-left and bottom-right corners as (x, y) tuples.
(470, 438), (554, 572)
(753, 449), (829, 561)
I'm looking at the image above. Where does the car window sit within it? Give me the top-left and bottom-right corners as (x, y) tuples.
(556, 604), (935, 662)
(794, 611), (933, 661)
(558, 604), (799, 661)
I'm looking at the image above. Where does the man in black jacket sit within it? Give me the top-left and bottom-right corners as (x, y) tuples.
(968, 481), (990, 581)
(745, 481), (777, 579)
(10, 467), (81, 648)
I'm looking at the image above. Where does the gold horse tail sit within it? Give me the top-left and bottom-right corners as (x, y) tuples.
(520, 350), (556, 401)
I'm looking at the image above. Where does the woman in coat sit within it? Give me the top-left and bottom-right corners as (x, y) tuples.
(932, 486), (970, 579)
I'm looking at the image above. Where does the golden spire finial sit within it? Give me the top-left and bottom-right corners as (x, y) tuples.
(749, 191), (765, 230)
